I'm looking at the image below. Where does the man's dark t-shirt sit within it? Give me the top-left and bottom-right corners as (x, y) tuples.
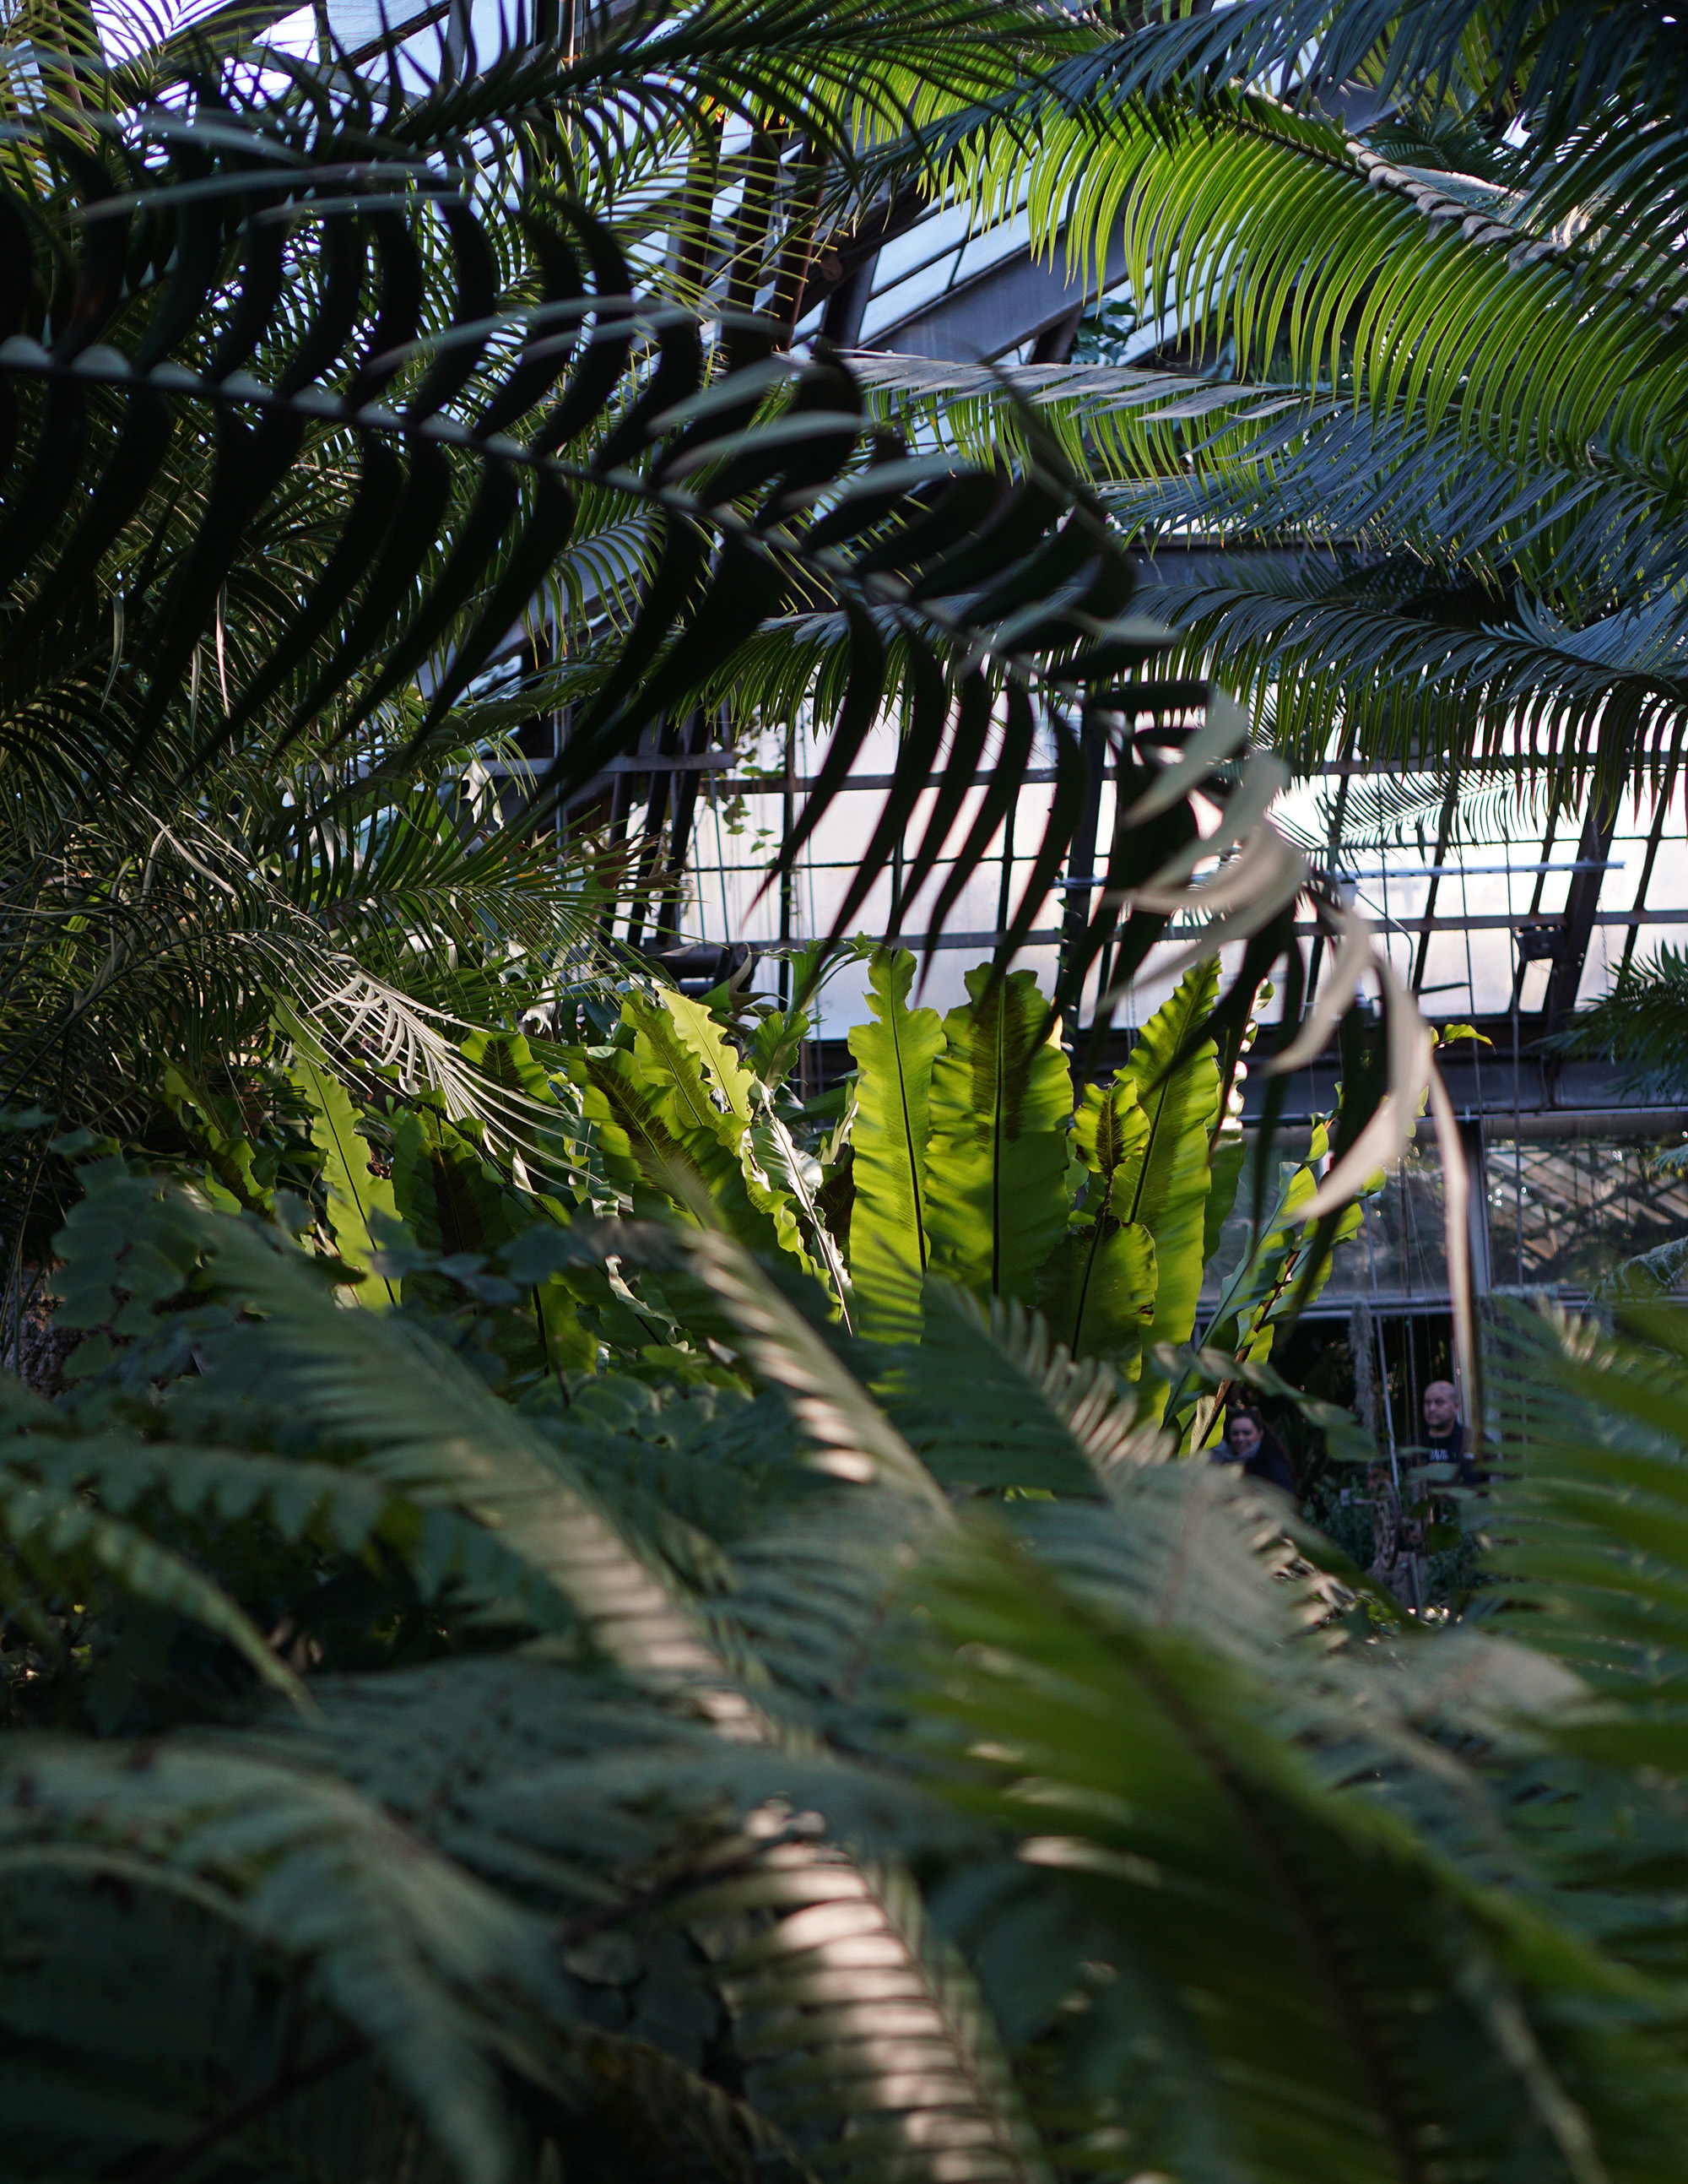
(1428, 1420), (1481, 1487)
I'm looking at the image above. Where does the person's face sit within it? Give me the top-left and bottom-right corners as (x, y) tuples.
(1424, 1382), (1458, 1437)
(1228, 1415), (1260, 1459)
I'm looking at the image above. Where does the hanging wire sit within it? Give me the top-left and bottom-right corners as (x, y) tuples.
(1363, 1198), (1401, 1492)
(1458, 831), (1490, 1416)
(707, 772), (733, 948)
(1501, 792), (1526, 1286)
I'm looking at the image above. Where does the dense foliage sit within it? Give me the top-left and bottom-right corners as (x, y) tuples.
(4, 0), (1685, 2178)
(0, 0), (1079, 1229)
(3, 1114), (1688, 2181)
(0, 0), (1431, 1284)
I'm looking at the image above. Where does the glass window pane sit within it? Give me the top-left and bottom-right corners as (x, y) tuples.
(1485, 1137), (1688, 1294)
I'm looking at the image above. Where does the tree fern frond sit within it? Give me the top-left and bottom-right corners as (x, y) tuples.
(555, 1383), (833, 1547)
(1479, 1298), (1688, 1710)
(688, 1840), (1051, 2184)
(52, 1173), (755, 1718)
(0, 1470), (312, 1714)
(0, 1739), (568, 2184)
(1008, 1459), (1319, 1660)
(607, 1223), (950, 1511)
(908, 1515), (1684, 2184)
(722, 1486), (941, 1726)
(874, 1283), (1163, 1496)
(0, 1727), (804, 2182)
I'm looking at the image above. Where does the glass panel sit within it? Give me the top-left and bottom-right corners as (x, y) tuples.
(1485, 1137), (1688, 1294)
(1198, 1134), (1448, 1312)
(1328, 1146), (1451, 1308)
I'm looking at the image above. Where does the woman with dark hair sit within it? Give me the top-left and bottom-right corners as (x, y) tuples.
(1218, 1405), (1297, 1498)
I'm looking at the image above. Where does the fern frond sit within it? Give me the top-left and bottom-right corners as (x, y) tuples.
(608, 1224), (949, 1511)
(52, 1173), (752, 1718)
(874, 1284), (1163, 1496)
(0, 1471), (311, 1714)
(909, 1517), (1684, 2184)
(1479, 1298), (1688, 1717)
(690, 1841), (1050, 2184)
(0, 1739), (565, 2184)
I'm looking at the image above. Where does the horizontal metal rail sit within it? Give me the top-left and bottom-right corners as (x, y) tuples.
(1337, 860), (1621, 878)
(775, 908), (1688, 948)
(784, 928), (1064, 952)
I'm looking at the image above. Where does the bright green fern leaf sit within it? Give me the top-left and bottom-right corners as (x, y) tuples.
(291, 1055), (399, 1310)
(924, 967), (1070, 1307)
(1112, 964), (1222, 1387)
(846, 950), (947, 1342)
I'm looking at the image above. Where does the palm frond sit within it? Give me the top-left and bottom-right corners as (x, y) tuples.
(0, 51), (1157, 919)
(939, 89), (1679, 466)
(1552, 946), (1688, 1100)
(854, 353), (1688, 793)
(902, 0), (1688, 179)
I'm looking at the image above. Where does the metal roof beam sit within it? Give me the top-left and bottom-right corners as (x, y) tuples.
(1619, 739), (1683, 971)
(863, 222), (1130, 362)
(1542, 796), (1617, 1032)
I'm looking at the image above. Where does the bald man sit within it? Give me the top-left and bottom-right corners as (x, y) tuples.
(1424, 1379), (1480, 1487)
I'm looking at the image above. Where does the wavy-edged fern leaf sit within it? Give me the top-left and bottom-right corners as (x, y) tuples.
(923, 967), (1072, 1310)
(1110, 962), (1224, 1376)
(1035, 1070), (1158, 1372)
(844, 948), (946, 1345)
(291, 1049), (402, 1310)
